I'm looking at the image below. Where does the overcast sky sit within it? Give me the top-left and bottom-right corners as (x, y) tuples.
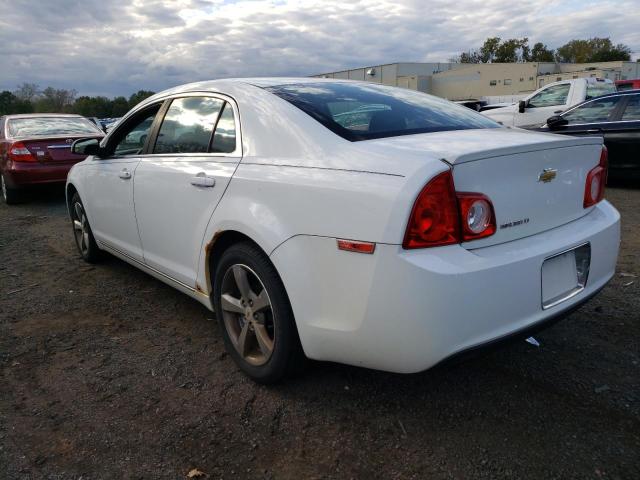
(1, 0), (638, 97)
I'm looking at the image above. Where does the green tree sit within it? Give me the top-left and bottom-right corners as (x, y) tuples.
(459, 50), (481, 63)
(0, 90), (33, 114)
(556, 37), (631, 63)
(0, 91), (16, 115)
(495, 38), (522, 63)
(531, 42), (556, 62)
(14, 82), (40, 102)
(111, 96), (130, 117)
(34, 87), (77, 113)
(128, 90), (155, 108)
(480, 37), (501, 63)
(72, 96), (113, 117)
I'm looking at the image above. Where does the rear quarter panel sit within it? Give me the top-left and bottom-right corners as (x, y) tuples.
(195, 158), (448, 293)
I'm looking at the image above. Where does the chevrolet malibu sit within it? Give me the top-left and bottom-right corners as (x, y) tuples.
(1, 114), (104, 204)
(66, 79), (620, 383)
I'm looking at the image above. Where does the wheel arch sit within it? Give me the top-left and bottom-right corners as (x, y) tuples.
(66, 182), (79, 217)
(202, 229), (273, 297)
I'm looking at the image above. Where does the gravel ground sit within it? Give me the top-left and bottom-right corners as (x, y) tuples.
(1, 185), (639, 480)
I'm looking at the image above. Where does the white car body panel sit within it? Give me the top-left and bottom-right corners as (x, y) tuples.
(66, 77), (621, 374)
(271, 201), (619, 372)
(79, 157), (144, 261)
(134, 157), (238, 286)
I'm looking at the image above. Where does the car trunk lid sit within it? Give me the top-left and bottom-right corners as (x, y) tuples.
(452, 140), (602, 248)
(20, 136), (102, 163)
(357, 128), (604, 248)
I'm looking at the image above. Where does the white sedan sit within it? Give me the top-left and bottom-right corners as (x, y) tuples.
(67, 78), (620, 383)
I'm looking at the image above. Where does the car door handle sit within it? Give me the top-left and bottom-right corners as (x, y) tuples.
(190, 173), (215, 187)
(553, 110), (563, 114)
(586, 129), (602, 134)
(119, 169), (132, 179)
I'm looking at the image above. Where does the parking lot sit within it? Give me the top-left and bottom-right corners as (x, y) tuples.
(0, 186), (638, 479)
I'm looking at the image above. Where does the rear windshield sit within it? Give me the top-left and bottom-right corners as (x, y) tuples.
(7, 117), (102, 137)
(265, 82), (500, 141)
(585, 82), (616, 99)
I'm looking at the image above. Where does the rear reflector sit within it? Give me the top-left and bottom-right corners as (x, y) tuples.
(8, 142), (37, 162)
(584, 146), (607, 208)
(337, 239), (376, 254)
(457, 193), (497, 241)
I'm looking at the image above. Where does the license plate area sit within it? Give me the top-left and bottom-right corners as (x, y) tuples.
(541, 243), (590, 309)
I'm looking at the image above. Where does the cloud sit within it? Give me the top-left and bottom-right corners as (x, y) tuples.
(0, 0), (638, 97)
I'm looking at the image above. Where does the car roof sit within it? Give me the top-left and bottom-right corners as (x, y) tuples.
(133, 77), (367, 112)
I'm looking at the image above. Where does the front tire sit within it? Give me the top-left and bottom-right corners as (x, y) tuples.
(213, 242), (304, 383)
(70, 193), (101, 263)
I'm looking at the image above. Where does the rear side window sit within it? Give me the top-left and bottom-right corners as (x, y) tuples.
(210, 103), (237, 154)
(585, 82), (616, 99)
(562, 97), (620, 124)
(528, 84), (570, 108)
(621, 95), (640, 120)
(265, 82), (499, 141)
(154, 97), (224, 154)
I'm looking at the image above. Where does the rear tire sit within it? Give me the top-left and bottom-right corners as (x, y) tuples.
(1, 173), (22, 205)
(70, 193), (102, 263)
(213, 242), (305, 384)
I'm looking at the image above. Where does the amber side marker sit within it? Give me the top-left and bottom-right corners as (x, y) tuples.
(337, 239), (376, 254)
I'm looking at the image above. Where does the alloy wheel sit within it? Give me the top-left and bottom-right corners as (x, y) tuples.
(220, 264), (275, 366)
(72, 202), (90, 256)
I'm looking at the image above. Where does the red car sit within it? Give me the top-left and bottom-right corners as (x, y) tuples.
(616, 79), (640, 91)
(0, 114), (104, 204)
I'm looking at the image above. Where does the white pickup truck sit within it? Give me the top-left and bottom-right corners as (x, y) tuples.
(482, 77), (616, 128)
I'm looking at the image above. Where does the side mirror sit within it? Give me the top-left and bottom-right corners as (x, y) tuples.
(72, 138), (102, 157)
(546, 115), (569, 131)
(518, 100), (526, 113)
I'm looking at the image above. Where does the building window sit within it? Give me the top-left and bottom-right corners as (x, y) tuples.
(504, 79), (512, 85)
(556, 77), (562, 81)
(529, 76), (534, 81)
(520, 77), (524, 82)
(489, 80), (497, 86)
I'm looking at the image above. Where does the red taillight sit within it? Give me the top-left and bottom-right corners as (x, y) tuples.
(583, 146), (607, 208)
(403, 171), (460, 249)
(403, 170), (496, 249)
(8, 142), (36, 162)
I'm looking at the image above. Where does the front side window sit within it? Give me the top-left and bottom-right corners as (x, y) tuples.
(7, 116), (102, 137)
(621, 95), (640, 120)
(154, 97), (224, 154)
(528, 84), (570, 108)
(265, 82), (499, 141)
(113, 107), (160, 156)
(562, 97), (620, 124)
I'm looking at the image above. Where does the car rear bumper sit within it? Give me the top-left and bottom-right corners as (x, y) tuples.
(271, 200), (620, 373)
(3, 161), (76, 187)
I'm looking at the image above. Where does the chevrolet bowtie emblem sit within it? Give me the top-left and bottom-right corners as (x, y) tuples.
(538, 168), (557, 183)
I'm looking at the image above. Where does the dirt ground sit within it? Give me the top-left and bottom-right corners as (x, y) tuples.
(1, 185), (638, 480)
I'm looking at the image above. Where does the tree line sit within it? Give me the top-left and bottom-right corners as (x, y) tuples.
(0, 83), (155, 118)
(452, 37), (634, 64)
